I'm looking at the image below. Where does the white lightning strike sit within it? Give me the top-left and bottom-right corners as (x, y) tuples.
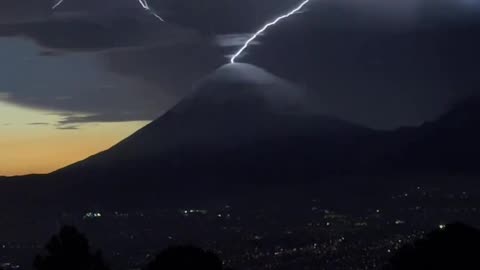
(52, 0), (64, 10)
(137, 0), (165, 22)
(230, 0), (311, 64)
(51, 0), (164, 22)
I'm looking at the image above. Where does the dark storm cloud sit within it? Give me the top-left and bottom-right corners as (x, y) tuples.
(2, 0), (478, 50)
(0, 0), (302, 52)
(1, 0), (480, 128)
(103, 37), (225, 96)
(0, 18), (151, 51)
(0, 11), (203, 51)
(0, 0), (226, 126)
(226, 0), (480, 128)
(0, 0), (50, 24)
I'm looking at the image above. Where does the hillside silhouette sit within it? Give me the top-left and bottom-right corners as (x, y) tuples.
(386, 223), (480, 270)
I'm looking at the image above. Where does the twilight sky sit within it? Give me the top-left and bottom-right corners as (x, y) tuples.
(1, 0), (480, 175)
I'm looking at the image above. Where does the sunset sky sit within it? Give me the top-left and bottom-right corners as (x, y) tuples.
(0, 100), (147, 176)
(0, 35), (156, 176)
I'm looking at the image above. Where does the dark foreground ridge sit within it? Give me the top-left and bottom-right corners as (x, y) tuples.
(23, 223), (480, 270)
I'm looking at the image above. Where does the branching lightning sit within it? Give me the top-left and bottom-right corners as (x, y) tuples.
(51, 0), (165, 22)
(230, 0), (311, 64)
(137, 0), (165, 22)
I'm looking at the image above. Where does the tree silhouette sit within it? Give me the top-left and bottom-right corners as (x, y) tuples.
(144, 246), (223, 270)
(386, 223), (480, 270)
(34, 226), (109, 270)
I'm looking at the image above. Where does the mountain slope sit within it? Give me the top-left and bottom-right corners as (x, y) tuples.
(388, 96), (480, 172)
(57, 64), (370, 173)
(43, 64), (373, 208)
(2, 65), (479, 211)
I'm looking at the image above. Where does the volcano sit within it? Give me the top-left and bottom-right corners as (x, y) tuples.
(2, 64), (479, 211)
(39, 64), (371, 208)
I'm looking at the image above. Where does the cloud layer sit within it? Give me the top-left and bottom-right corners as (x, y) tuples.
(1, 0), (480, 129)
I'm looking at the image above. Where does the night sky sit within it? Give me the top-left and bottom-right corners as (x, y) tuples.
(1, 0), (480, 175)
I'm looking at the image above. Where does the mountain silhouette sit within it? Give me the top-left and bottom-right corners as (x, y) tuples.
(59, 63), (366, 170)
(0, 65), (479, 211)
(45, 63), (372, 208)
(382, 95), (480, 173)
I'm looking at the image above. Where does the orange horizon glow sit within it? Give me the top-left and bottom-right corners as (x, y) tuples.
(0, 101), (148, 176)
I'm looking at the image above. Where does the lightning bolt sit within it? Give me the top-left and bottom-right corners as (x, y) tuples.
(137, 0), (165, 22)
(230, 0), (311, 64)
(52, 0), (64, 10)
(51, 0), (165, 22)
